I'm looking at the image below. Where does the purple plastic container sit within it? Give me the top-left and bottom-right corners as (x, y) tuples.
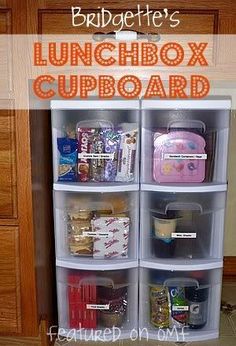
(153, 131), (206, 183)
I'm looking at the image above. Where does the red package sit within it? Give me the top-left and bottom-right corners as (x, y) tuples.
(68, 273), (83, 328)
(89, 284), (97, 329)
(82, 282), (97, 329)
(68, 272), (97, 329)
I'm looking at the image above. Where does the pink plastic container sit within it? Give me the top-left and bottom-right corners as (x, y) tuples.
(153, 131), (206, 183)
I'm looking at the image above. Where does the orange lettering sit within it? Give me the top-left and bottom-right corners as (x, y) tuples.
(169, 75), (187, 98)
(33, 75), (55, 99)
(144, 76), (166, 98)
(99, 75), (115, 98)
(117, 75), (141, 98)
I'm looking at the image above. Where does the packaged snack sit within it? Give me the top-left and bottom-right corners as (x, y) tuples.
(99, 310), (126, 328)
(153, 131), (206, 183)
(68, 272), (97, 329)
(57, 138), (77, 181)
(116, 130), (138, 182)
(98, 285), (127, 300)
(65, 123), (76, 139)
(168, 286), (189, 328)
(91, 216), (130, 259)
(90, 129), (105, 182)
(68, 220), (93, 256)
(99, 285), (128, 328)
(68, 272), (83, 328)
(150, 286), (170, 328)
(68, 210), (92, 221)
(93, 209), (113, 217)
(205, 131), (216, 182)
(101, 194), (128, 214)
(77, 128), (94, 182)
(103, 129), (121, 182)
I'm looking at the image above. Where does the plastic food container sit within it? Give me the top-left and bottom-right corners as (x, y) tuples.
(140, 191), (226, 261)
(52, 112), (139, 184)
(53, 190), (139, 262)
(153, 131), (206, 183)
(56, 267), (138, 335)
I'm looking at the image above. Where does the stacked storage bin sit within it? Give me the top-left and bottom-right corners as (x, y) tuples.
(51, 98), (231, 342)
(139, 99), (231, 342)
(51, 100), (140, 341)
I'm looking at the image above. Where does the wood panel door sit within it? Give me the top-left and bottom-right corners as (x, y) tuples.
(27, 0), (236, 35)
(0, 227), (21, 334)
(0, 4), (16, 221)
(0, 109), (17, 220)
(0, 0), (39, 337)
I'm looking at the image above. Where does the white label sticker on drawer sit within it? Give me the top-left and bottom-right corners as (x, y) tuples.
(82, 231), (112, 238)
(172, 233), (197, 239)
(78, 153), (114, 160)
(172, 306), (189, 311)
(86, 304), (110, 310)
(164, 153), (207, 160)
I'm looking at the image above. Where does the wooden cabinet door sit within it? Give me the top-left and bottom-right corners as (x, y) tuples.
(0, 109), (17, 219)
(0, 3), (17, 220)
(27, 0), (236, 35)
(0, 1), (38, 337)
(0, 227), (21, 334)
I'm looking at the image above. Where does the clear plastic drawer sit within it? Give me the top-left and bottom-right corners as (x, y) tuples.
(54, 190), (139, 263)
(57, 267), (138, 341)
(139, 267), (222, 342)
(51, 100), (140, 184)
(141, 100), (230, 185)
(140, 190), (226, 262)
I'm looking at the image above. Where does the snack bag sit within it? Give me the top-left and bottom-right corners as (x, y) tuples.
(57, 138), (77, 181)
(168, 286), (189, 328)
(150, 286), (170, 328)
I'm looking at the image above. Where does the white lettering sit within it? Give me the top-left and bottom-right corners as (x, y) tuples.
(139, 327), (149, 341)
(130, 328), (139, 341)
(71, 5), (181, 31)
(101, 8), (112, 28)
(170, 11), (180, 28)
(71, 7), (86, 27)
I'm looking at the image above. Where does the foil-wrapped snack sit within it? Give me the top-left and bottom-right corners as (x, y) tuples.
(90, 129), (105, 182)
(68, 220), (93, 256)
(103, 129), (121, 182)
(68, 210), (92, 221)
